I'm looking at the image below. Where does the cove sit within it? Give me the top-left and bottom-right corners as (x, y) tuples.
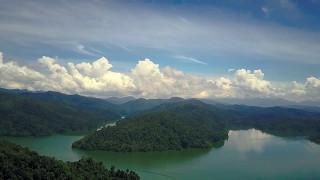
(2, 129), (320, 180)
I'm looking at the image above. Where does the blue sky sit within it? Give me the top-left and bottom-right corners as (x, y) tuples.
(0, 0), (319, 100)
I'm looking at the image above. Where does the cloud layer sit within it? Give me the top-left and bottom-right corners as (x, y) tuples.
(1, 0), (320, 65)
(0, 52), (319, 101)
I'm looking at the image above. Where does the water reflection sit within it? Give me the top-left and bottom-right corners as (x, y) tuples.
(228, 129), (277, 153)
(73, 147), (212, 169)
(3, 129), (320, 180)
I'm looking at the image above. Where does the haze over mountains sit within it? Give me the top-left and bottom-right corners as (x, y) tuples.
(0, 88), (320, 107)
(1, 87), (320, 119)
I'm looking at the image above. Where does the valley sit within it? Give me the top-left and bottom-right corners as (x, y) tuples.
(1, 88), (320, 179)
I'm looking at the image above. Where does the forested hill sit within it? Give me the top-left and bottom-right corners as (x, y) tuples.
(119, 97), (185, 115)
(73, 100), (320, 152)
(0, 140), (139, 180)
(0, 88), (186, 116)
(0, 88), (189, 137)
(0, 93), (119, 136)
(1, 88), (320, 145)
(0, 88), (121, 114)
(106, 96), (136, 104)
(72, 100), (229, 152)
(223, 105), (320, 142)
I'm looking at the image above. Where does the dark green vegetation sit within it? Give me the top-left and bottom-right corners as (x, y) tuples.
(0, 140), (139, 180)
(106, 96), (136, 104)
(73, 100), (320, 152)
(0, 93), (119, 136)
(0, 88), (120, 113)
(1, 88), (320, 151)
(309, 136), (320, 144)
(0, 89), (186, 137)
(72, 100), (229, 152)
(119, 97), (184, 115)
(222, 105), (320, 143)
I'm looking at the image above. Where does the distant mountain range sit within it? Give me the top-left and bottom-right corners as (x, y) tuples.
(105, 96), (136, 104)
(202, 97), (320, 108)
(1, 87), (319, 109)
(0, 92), (119, 136)
(1, 87), (320, 148)
(0, 88), (119, 112)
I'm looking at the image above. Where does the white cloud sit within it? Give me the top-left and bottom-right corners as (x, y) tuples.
(0, 53), (45, 90)
(290, 81), (306, 96)
(234, 69), (275, 97)
(214, 77), (233, 93)
(1, 0), (320, 64)
(131, 59), (207, 98)
(306, 76), (320, 88)
(0, 51), (319, 101)
(228, 129), (279, 153)
(289, 77), (320, 101)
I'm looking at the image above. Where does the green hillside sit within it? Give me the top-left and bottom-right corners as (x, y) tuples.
(72, 100), (228, 152)
(0, 140), (139, 180)
(73, 100), (320, 152)
(0, 93), (119, 136)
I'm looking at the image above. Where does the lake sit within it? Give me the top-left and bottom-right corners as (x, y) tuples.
(3, 129), (320, 180)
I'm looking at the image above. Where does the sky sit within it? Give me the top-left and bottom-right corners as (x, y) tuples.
(0, 0), (319, 101)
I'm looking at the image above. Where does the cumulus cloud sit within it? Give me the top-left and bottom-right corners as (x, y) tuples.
(0, 52), (45, 90)
(0, 53), (135, 96)
(233, 69), (276, 97)
(0, 51), (319, 101)
(38, 56), (136, 96)
(131, 59), (210, 98)
(289, 77), (320, 100)
(131, 59), (174, 97)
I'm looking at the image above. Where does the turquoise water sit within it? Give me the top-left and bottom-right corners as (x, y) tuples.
(3, 129), (320, 180)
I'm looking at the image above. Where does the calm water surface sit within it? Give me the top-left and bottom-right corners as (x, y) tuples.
(3, 129), (320, 180)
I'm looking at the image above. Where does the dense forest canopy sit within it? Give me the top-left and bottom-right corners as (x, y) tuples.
(223, 105), (320, 140)
(0, 88), (121, 113)
(0, 140), (139, 180)
(72, 100), (230, 151)
(0, 93), (119, 136)
(1, 88), (320, 151)
(73, 100), (320, 152)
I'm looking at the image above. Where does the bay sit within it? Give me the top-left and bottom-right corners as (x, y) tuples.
(3, 129), (320, 180)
